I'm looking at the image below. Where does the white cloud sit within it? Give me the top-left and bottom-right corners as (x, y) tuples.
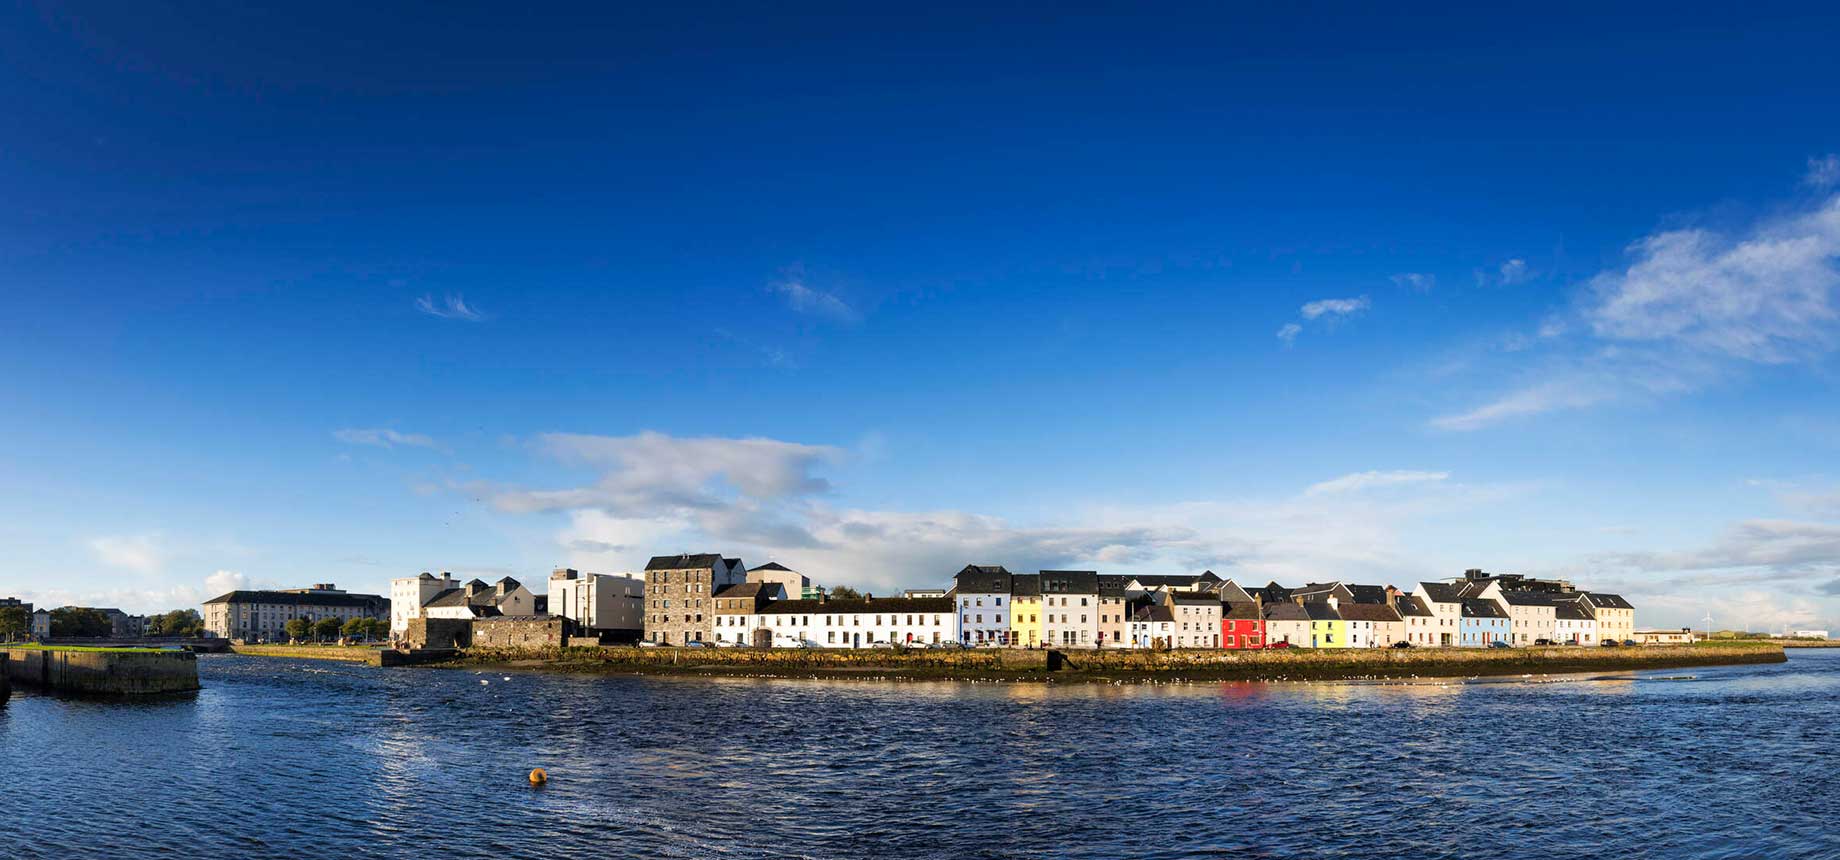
(1391, 272), (1436, 291)
(204, 570), (248, 596)
(1807, 154), (1840, 189)
(1306, 470), (1450, 496)
(1300, 295), (1371, 319)
(1275, 323), (1301, 345)
(415, 293), (485, 321)
(333, 428), (439, 449)
(771, 277), (857, 323)
(90, 534), (166, 573)
(1498, 258), (1532, 285)
(1430, 379), (1611, 431)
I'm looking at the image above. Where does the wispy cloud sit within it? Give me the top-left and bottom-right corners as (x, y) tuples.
(1391, 272), (1436, 292)
(1807, 154), (1840, 189)
(90, 533), (167, 573)
(1275, 323), (1301, 345)
(1498, 258), (1532, 285)
(415, 293), (485, 321)
(1300, 295), (1371, 320)
(1434, 186), (1840, 430)
(333, 428), (439, 450)
(1306, 469), (1449, 496)
(771, 276), (858, 323)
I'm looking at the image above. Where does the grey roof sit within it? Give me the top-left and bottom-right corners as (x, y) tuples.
(1302, 601), (1342, 621)
(1096, 575), (1131, 598)
(1394, 595), (1434, 617)
(953, 564), (1013, 593)
(1132, 574), (1204, 588)
(1500, 590), (1560, 606)
(1172, 593), (1220, 607)
(1347, 584), (1391, 605)
(1263, 602), (1309, 621)
(1462, 598), (1508, 619)
(1418, 582), (1465, 604)
(1040, 570), (1098, 594)
(1555, 602), (1595, 621)
(1583, 592), (1634, 610)
(1009, 574), (1041, 597)
(1131, 605), (1175, 623)
(422, 588), (468, 608)
(712, 583), (771, 601)
(646, 553), (725, 571)
(1338, 602), (1403, 622)
(748, 562), (794, 572)
(203, 590), (387, 609)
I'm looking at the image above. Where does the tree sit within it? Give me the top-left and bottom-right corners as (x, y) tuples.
(284, 618), (311, 642)
(0, 606), (29, 641)
(50, 607), (112, 638)
(829, 585), (863, 600)
(313, 617), (343, 642)
(145, 609), (204, 638)
(341, 617), (367, 639)
(366, 618), (389, 640)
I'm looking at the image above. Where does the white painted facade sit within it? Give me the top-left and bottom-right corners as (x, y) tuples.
(716, 604), (955, 648)
(548, 568), (645, 635)
(390, 572), (459, 638)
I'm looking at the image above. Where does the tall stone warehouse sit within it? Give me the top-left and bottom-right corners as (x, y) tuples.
(642, 553), (746, 645)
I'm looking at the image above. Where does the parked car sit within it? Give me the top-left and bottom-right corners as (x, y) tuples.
(1623, 639), (1639, 646)
(637, 640), (660, 648)
(1600, 639), (1620, 647)
(1488, 640), (1512, 649)
(870, 641), (895, 649)
(684, 640), (714, 648)
(1267, 641), (1292, 649)
(1534, 638), (1553, 646)
(1390, 641), (1413, 649)
(928, 641), (965, 650)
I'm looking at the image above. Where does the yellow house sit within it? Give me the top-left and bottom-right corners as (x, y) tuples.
(1009, 573), (1042, 647)
(1304, 600), (1348, 648)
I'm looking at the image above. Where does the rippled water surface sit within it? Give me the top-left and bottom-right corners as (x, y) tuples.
(4, 651), (1838, 859)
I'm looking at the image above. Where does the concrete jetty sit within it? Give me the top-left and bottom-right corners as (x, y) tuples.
(0, 645), (201, 695)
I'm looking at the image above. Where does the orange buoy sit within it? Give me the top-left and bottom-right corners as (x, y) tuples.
(528, 767), (548, 786)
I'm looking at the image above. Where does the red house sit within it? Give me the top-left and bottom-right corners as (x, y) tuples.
(1218, 580), (1265, 649)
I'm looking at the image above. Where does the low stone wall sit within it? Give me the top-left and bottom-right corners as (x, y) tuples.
(404, 618), (473, 650)
(1, 647), (200, 694)
(461, 644), (1054, 673)
(230, 644), (386, 664)
(471, 617), (567, 649)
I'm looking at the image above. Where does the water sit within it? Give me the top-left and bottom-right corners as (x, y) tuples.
(3, 651), (1837, 859)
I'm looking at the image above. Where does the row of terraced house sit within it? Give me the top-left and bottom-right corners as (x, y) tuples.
(640, 554), (1636, 650)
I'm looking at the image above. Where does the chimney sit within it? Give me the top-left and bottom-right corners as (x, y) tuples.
(1385, 585), (1399, 607)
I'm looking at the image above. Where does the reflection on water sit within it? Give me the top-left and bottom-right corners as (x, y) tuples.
(2, 651), (1836, 859)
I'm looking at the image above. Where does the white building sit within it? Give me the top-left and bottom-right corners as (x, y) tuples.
(1040, 570), (1100, 648)
(548, 568), (645, 640)
(31, 608), (50, 640)
(390, 572), (460, 639)
(1500, 591), (1560, 645)
(1169, 593), (1221, 648)
(953, 564), (1013, 645)
(202, 585), (389, 641)
(1554, 601), (1598, 644)
(721, 596), (956, 648)
(1415, 582), (1464, 647)
(1792, 629), (1831, 640)
(1128, 604), (1176, 648)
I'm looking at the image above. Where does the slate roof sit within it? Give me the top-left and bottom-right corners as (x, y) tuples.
(422, 588), (467, 608)
(646, 553), (725, 571)
(1418, 582), (1465, 604)
(1009, 574), (1041, 597)
(1131, 605), (1175, 623)
(1347, 584), (1391, 605)
(1462, 598), (1509, 619)
(1583, 592), (1634, 610)
(757, 596), (955, 615)
(953, 564), (1013, 593)
(712, 583), (771, 601)
(1555, 602), (1595, 621)
(1172, 593), (1221, 607)
(749, 562), (794, 572)
(1393, 595), (1434, 617)
(1096, 575), (1131, 598)
(1040, 570), (1099, 593)
(1263, 602), (1310, 622)
(203, 590), (388, 609)
(1338, 602), (1403, 622)
(1302, 601), (1343, 621)
(1500, 590), (1561, 607)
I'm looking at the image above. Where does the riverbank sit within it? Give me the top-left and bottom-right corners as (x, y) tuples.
(229, 643), (384, 663)
(430, 641), (1786, 683)
(1, 644), (201, 694)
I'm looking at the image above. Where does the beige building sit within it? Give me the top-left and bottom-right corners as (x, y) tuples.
(1168, 593), (1221, 648)
(1096, 575), (1130, 648)
(1500, 591), (1560, 645)
(549, 568), (645, 640)
(1339, 601), (1405, 648)
(202, 584), (388, 642)
(643, 553), (746, 645)
(1582, 593), (1635, 643)
(1633, 627), (1695, 645)
(746, 562), (817, 599)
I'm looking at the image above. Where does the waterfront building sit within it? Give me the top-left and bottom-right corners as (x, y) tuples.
(390, 571), (460, 639)
(643, 553), (747, 645)
(747, 562), (821, 600)
(1500, 591), (1560, 645)
(423, 577), (537, 620)
(1633, 628), (1695, 645)
(1415, 582), (1465, 647)
(1553, 600), (1597, 644)
(1008, 573), (1042, 648)
(1096, 575), (1130, 647)
(1305, 600), (1346, 648)
(1579, 593), (1635, 643)
(1791, 629), (1830, 640)
(1459, 598), (1510, 646)
(1218, 580), (1264, 649)
(1263, 601), (1310, 647)
(1339, 601), (1404, 648)
(953, 564), (1013, 645)
(712, 582), (781, 645)
(1040, 570), (1099, 648)
(1125, 571), (1222, 596)
(1128, 603), (1176, 648)
(549, 568), (645, 641)
(202, 585), (389, 641)
(30, 608), (50, 639)
(1395, 594), (1438, 646)
(1169, 592), (1221, 648)
(1291, 582), (1357, 606)
(736, 595), (955, 648)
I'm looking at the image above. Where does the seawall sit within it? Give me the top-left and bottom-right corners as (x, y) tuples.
(438, 641), (1785, 682)
(227, 644), (455, 667)
(0, 646), (201, 695)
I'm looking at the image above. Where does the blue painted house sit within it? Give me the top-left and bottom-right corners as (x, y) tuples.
(1460, 598), (1510, 647)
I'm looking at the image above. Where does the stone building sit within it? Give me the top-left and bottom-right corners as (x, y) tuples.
(643, 553), (746, 645)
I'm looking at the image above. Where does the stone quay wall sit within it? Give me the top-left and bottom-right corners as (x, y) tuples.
(0, 646), (201, 694)
(470, 617), (567, 649)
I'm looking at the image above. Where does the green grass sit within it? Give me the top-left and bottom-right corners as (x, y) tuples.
(0, 643), (172, 654)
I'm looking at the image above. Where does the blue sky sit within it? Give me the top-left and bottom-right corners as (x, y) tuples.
(4, 3), (1840, 631)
